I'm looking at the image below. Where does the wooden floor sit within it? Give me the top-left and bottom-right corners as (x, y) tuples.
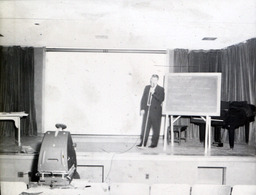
(0, 134), (255, 157)
(1, 134), (256, 187)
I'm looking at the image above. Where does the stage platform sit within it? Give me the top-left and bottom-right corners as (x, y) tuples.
(0, 135), (256, 187)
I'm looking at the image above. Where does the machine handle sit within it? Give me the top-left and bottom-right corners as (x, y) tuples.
(55, 123), (67, 130)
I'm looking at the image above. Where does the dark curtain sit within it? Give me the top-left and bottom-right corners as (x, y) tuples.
(173, 38), (256, 145)
(220, 39), (256, 143)
(187, 50), (222, 73)
(173, 49), (221, 73)
(172, 49), (222, 139)
(173, 49), (189, 72)
(0, 46), (37, 136)
(221, 40), (256, 102)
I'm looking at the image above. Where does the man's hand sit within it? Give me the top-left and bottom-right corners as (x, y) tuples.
(150, 87), (155, 94)
(140, 110), (145, 116)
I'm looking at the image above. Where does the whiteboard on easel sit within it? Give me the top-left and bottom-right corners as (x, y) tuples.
(163, 73), (221, 116)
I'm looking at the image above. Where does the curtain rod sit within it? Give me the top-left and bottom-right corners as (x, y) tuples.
(46, 48), (167, 54)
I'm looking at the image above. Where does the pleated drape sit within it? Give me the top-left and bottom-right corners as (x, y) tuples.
(173, 38), (256, 145)
(0, 46), (37, 136)
(220, 39), (256, 144)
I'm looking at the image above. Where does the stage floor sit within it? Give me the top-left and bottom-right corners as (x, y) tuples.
(0, 135), (255, 157)
(1, 135), (256, 186)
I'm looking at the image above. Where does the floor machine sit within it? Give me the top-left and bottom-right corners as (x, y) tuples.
(37, 124), (79, 186)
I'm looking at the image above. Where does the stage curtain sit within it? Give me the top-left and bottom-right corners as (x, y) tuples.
(173, 49), (189, 72)
(0, 46), (37, 136)
(220, 39), (256, 144)
(173, 38), (256, 145)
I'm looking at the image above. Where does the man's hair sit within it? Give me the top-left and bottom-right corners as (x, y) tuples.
(151, 74), (159, 80)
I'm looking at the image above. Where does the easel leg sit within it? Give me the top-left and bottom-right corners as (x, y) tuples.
(164, 115), (168, 151)
(171, 116), (174, 146)
(204, 117), (209, 154)
(208, 116), (211, 150)
(204, 116), (211, 154)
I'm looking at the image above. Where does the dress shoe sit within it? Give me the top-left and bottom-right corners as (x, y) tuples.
(148, 145), (157, 148)
(137, 143), (147, 148)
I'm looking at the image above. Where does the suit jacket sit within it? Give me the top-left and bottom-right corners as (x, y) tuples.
(140, 85), (165, 117)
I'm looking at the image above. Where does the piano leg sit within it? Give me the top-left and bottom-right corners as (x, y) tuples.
(214, 126), (222, 143)
(245, 122), (249, 144)
(199, 124), (222, 144)
(212, 126), (223, 147)
(228, 126), (235, 149)
(199, 124), (205, 143)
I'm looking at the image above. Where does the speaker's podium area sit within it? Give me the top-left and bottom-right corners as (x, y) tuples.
(0, 122), (256, 195)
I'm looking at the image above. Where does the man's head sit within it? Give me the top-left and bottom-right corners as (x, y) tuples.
(150, 74), (159, 87)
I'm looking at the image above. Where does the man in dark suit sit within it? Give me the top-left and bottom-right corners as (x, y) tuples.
(137, 74), (165, 148)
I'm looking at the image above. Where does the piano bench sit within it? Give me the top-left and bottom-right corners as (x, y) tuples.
(167, 125), (188, 145)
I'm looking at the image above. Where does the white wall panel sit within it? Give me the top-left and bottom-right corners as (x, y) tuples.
(44, 52), (167, 134)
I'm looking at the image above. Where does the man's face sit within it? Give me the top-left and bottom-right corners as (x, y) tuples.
(150, 77), (158, 87)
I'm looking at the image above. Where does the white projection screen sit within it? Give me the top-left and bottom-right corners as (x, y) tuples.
(44, 52), (167, 135)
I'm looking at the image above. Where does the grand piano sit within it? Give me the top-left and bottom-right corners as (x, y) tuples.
(190, 101), (256, 149)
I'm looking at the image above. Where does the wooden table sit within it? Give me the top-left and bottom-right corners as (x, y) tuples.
(0, 112), (28, 146)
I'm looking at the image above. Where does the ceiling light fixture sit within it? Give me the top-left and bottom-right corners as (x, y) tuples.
(95, 35), (108, 39)
(202, 37), (217, 41)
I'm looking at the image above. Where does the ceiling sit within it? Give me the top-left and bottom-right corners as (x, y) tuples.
(0, 0), (255, 50)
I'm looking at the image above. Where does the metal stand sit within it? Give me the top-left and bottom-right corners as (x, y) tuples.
(141, 92), (153, 148)
(141, 105), (151, 148)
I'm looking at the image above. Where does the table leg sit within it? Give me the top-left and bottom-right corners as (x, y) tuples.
(14, 117), (21, 147)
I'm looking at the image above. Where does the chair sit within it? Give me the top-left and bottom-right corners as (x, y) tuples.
(168, 125), (188, 144)
(232, 185), (256, 195)
(110, 183), (149, 195)
(0, 181), (27, 195)
(151, 184), (191, 195)
(191, 184), (231, 195)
